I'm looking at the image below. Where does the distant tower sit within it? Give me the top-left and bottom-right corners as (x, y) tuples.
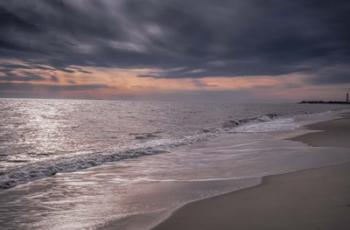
(347, 92), (349, 103)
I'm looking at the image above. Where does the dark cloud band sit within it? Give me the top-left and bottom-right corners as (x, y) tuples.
(0, 82), (110, 91)
(0, 0), (349, 83)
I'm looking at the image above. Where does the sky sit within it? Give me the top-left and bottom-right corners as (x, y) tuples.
(0, 0), (349, 101)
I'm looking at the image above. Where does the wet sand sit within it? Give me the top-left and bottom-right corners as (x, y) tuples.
(152, 114), (350, 230)
(289, 113), (350, 148)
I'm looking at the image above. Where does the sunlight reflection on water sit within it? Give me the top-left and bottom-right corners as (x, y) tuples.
(1, 133), (350, 230)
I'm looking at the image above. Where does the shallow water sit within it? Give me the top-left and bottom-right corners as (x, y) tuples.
(1, 128), (350, 229)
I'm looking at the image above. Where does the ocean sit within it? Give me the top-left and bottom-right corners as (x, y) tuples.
(0, 98), (350, 229)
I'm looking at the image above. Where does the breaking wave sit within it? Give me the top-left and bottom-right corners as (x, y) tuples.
(0, 111), (332, 189)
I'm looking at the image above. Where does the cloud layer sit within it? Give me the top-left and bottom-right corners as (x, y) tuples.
(0, 0), (350, 85)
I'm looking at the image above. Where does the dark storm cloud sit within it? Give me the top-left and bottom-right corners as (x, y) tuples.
(0, 82), (112, 98)
(50, 75), (59, 82)
(0, 82), (110, 91)
(0, 0), (350, 83)
(0, 73), (45, 81)
(307, 65), (350, 85)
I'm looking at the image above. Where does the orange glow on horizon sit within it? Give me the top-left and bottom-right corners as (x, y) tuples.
(0, 60), (325, 100)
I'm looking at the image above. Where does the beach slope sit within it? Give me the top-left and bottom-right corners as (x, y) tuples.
(152, 115), (350, 230)
(290, 114), (350, 148)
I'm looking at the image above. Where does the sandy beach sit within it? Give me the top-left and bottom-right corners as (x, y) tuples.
(152, 114), (350, 230)
(290, 113), (350, 148)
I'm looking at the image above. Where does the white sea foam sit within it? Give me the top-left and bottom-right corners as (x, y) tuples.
(232, 117), (298, 132)
(229, 110), (342, 133)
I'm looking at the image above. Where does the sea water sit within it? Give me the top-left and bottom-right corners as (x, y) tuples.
(0, 98), (350, 229)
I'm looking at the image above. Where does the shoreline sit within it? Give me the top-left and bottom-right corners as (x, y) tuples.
(152, 162), (350, 230)
(289, 113), (350, 148)
(1, 110), (343, 191)
(151, 113), (350, 230)
(0, 110), (349, 229)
